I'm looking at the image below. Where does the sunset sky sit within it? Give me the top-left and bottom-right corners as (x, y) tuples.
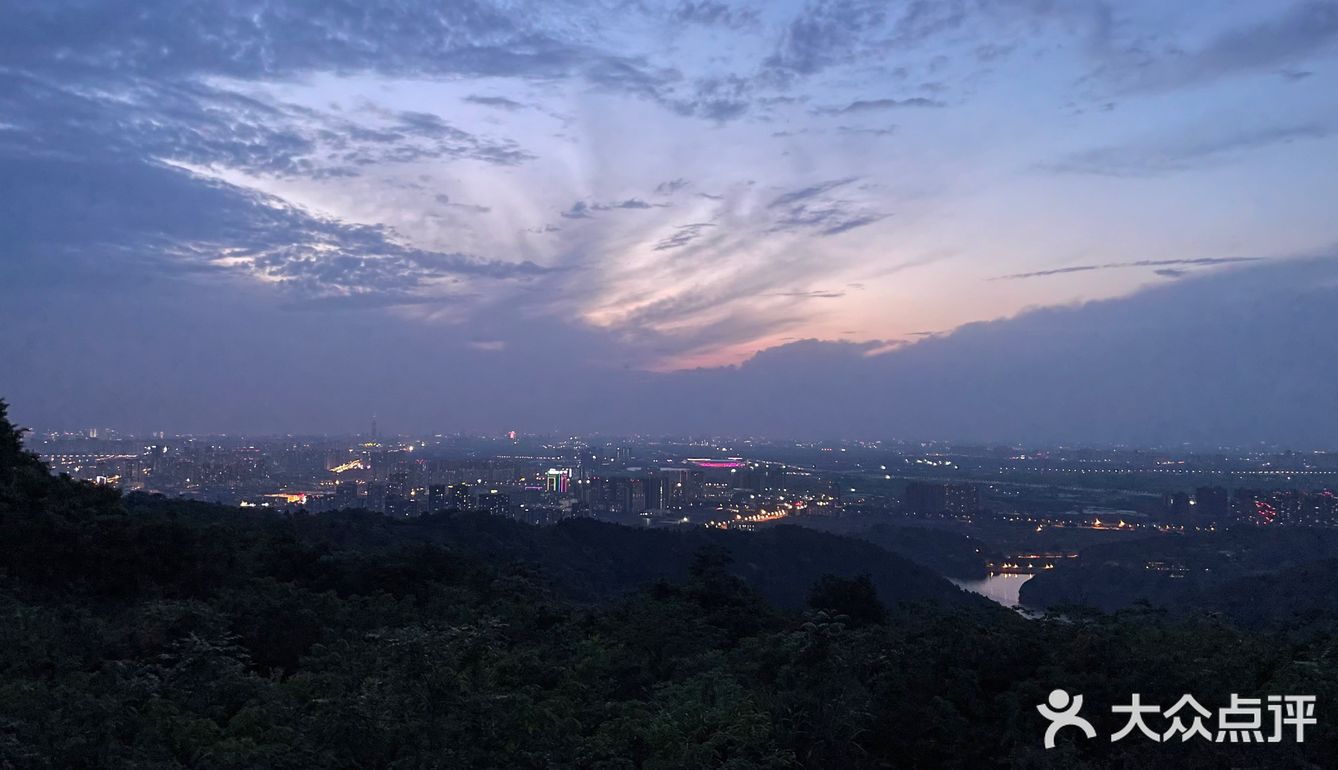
(4, 1), (1338, 441)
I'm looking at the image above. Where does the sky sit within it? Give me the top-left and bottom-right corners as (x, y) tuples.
(2, 0), (1338, 444)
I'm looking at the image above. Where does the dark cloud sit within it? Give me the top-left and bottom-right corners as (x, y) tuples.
(766, 178), (885, 236)
(0, 0), (641, 86)
(561, 201), (593, 219)
(0, 71), (531, 181)
(817, 213), (887, 236)
(435, 193), (492, 214)
(464, 94), (527, 110)
(666, 74), (753, 121)
(653, 223), (717, 251)
(767, 177), (859, 208)
(607, 199), (657, 210)
(993, 257), (1263, 281)
(669, 1), (760, 29)
(765, 0), (891, 78)
(837, 125), (897, 136)
(0, 153), (543, 308)
(1096, 2), (1338, 92)
(1045, 123), (1336, 176)
(770, 204), (887, 236)
(814, 97), (944, 114)
(655, 178), (690, 194)
(562, 198), (670, 219)
(768, 290), (846, 299)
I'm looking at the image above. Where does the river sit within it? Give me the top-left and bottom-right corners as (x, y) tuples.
(951, 573), (1037, 610)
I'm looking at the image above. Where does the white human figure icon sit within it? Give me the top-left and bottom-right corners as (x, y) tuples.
(1038, 689), (1097, 749)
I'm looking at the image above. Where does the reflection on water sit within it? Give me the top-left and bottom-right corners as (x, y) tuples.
(951, 573), (1036, 610)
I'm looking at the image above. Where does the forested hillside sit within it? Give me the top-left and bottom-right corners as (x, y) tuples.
(1, 400), (1335, 768)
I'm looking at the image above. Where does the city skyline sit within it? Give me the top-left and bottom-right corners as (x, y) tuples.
(3, 1), (1338, 443)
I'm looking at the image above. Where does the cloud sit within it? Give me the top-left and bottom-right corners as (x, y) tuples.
(669, 1), (759, 29)
(767, 290), (846, 299)
(606, 198), (658, 210)
(0, 153), (544, 309)
(814, 97), (944, 114)
(0, 0), (659, 88)
(993, 257), (1263, 281)
(0, 72), (533, 183)
(837, 125), (898, 136)
(1096, 2), (1338, 92)
(562, 198), (670, 219)
(770, 204), (887, 236)
(764, 0), (892, 78)
(561, 201), (593, 219)
(653, 222), (717, 251)
(434, 194), (491, 214)
(464, 94), (527, 110)
(767, 177), (859, 208)
(816, 213), (887, 236)
(766, 178), (885, 236)
(655, 178), (690, 194)
(665, 74), (753, 121)
(1045, 123), (1337, 176)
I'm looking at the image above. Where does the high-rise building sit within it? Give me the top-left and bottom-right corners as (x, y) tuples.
(385, 494), (412, 517)
(644, 475), (664, 510)
(364, 483), (386, 514)
(545, 468), (570, 494)
(944, 484), (979, 515)
(478, 489), (510, 516)
(1163, 491), (1191, 518)
(904, 482), (948, 513)
(387, 469), (409, 499)
(449, 482), (473, 511)
(1193, 486), (1229, 520)
(335, 480), (359, 510)
(428, 484), (446, 513)
(607, 476), (647, 513)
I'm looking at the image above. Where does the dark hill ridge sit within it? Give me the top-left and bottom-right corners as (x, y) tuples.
(283, 507), (981, 609)
(1020, 527), (1338, 624)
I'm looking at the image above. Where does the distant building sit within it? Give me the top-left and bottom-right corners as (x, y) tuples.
(387, 469), (409, 499)
(1193, 486), (1229, 520)
(1164, 491), (1191, 518)
(448, 482), (473, 510)
(428, 484), (446, 513)
(904, 482), (947, 513)
(545, 468), (570, 494)
(644, 474), (664, 510)
(364, 483), (386, 514)
(945, 484), (979, 515)
(335, 480), (359, 510)
(478, 489), (510, 516)
(385, 494), (413, 517)
(905, 482), (979, 515)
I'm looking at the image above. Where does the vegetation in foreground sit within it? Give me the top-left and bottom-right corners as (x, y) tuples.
(1, 401), (1335, 769)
